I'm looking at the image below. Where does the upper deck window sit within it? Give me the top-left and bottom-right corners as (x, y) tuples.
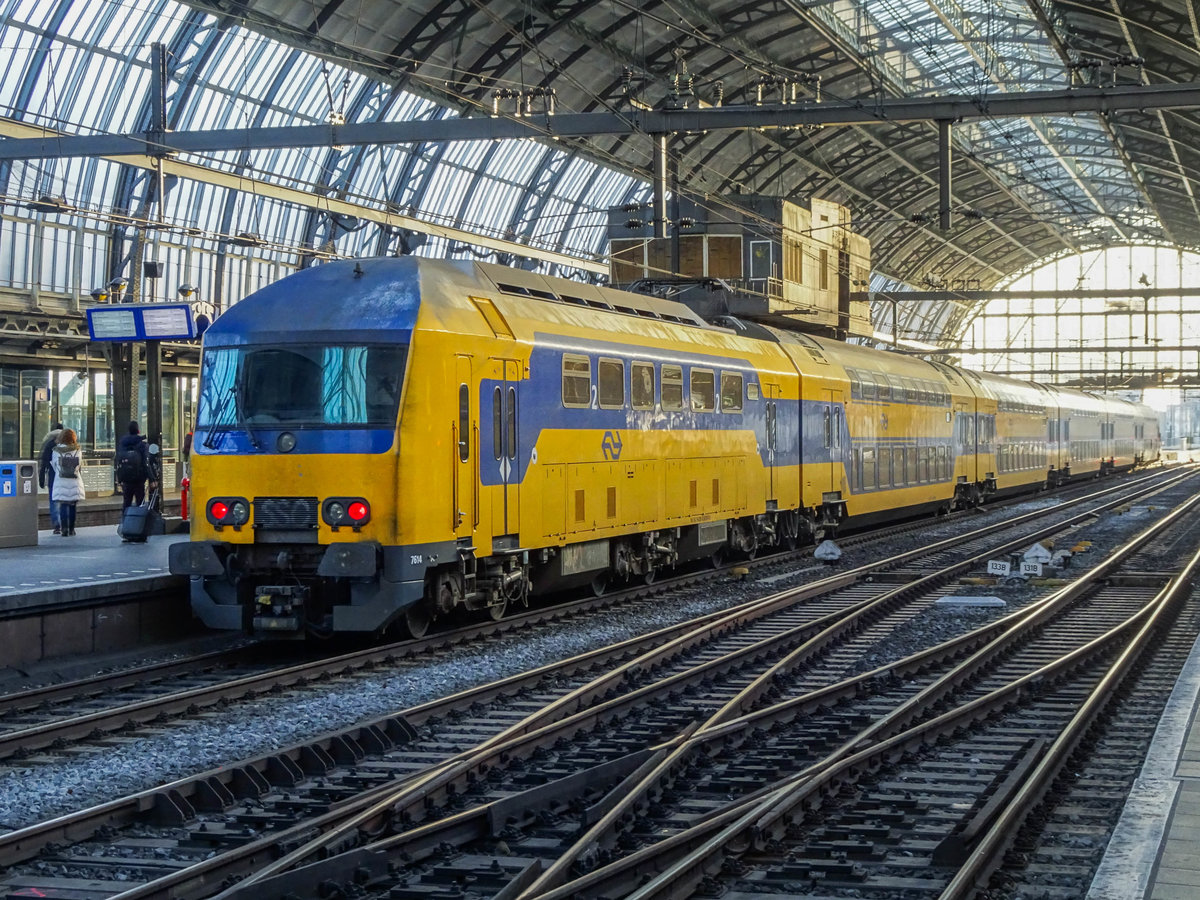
(562, 354), (591, 408)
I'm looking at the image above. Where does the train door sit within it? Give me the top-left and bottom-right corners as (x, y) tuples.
(453, 355), (476, 539)
(824, 388), (844, 492)
(763, 382), (780, 501)
(955, 401), (973, 484)
(493, 358), (521, 536)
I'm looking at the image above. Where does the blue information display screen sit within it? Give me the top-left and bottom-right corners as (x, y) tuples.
(87, 303), (197, 341)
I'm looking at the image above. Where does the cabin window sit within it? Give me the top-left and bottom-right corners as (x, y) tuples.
(691, 369), (716, 412)
(632, 362), (654, 410)
(598, 358), (625, 409)
(662, 365), (684, 410)
(720, 372), (744, 412)
(562, 354), (591, 408)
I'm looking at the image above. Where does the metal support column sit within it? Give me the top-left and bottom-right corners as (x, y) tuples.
(938, 119), (953, 231)
(652, 133), (668, 240)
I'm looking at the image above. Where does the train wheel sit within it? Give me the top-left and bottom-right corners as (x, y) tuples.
(710, 547), (726, 569)
(643, 565), (656, 586)
(488, 596), (508, 621)
(404, 603), (432, 639)
(591, 572), (609, 596)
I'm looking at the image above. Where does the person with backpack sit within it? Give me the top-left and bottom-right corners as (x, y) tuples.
(51, 427), (85, 536)
(38, 421), (64, 534)
(114, 421), (151, 511)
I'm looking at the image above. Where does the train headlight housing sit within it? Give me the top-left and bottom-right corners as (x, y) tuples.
(207, 496), (250, 529)
(323, 497), (371, 531)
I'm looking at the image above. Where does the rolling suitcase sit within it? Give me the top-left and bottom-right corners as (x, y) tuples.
(120, 489), (161, 543)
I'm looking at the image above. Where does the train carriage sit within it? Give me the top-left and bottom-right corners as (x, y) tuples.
(171, 257), (1162, 638)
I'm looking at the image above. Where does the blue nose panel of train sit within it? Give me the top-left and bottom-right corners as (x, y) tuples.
(203, 258), (421, 347)
(198, 259), (419, 455)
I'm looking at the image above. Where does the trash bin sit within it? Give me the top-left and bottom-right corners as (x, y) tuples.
(0, 460), (38, 548)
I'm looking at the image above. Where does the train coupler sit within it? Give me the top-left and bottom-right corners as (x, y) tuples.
(253, 585), (309, 632)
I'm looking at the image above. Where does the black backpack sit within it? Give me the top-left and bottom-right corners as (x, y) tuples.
(116, 446), (144, 482)
(59, 453), (80, 479)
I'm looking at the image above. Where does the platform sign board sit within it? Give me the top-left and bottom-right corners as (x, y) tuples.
(87, 303), (196, 342)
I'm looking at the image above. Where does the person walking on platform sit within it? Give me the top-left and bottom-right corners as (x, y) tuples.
(114, 421), (151, 511)
(51, 428), (85, 536)
(38, 421), (64, 534)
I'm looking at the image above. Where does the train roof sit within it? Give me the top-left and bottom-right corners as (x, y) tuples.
(203, 257), (425, 346)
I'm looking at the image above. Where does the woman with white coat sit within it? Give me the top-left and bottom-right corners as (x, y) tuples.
(51, 427), (86, 536)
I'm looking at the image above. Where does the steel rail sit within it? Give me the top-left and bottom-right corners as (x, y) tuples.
(206, 473), (1199, 900)
(209, 471), (1194, 897)
(611, 492), (1200, 900)
(0, 469), (1186, 899)
(937, 545), (1200, 898)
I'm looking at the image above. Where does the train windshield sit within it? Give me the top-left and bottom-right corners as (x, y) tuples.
(197, 343), (407, 429)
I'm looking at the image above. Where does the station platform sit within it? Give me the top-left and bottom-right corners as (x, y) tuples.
(0, 494), (193, 669)
(1089, 626), (1200, 899)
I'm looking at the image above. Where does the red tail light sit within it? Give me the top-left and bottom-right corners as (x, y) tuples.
(347, 501), (369, 521)
(210, 500), (229, 520)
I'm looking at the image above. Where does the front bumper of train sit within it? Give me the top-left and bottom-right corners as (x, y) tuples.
(169, 539), (436, 633)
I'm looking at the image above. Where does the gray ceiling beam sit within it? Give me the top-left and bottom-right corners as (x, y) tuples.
(6, 83), (1200, 160)
(858, 287), (1200, 302)
(0, 117), (607, 275)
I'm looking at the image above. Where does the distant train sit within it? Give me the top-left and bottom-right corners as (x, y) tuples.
(169, 257), (1161, 638)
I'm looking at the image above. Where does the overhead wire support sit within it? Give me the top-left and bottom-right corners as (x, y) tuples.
(6, 82), (1200, 160)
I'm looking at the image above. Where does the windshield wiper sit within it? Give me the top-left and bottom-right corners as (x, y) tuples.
(235, 379), (263, 451)
(202, 387), (237, 450)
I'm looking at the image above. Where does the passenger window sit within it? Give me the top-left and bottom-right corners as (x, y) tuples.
(492, 386), (502, 460)
(877, 375), (891, 402)
(862, 375), (877, 401)
(888, 375), (905, 403)
(598, 358), (625, 409)
(863, 448), (877, 489)
(894, 447), (905, 485)
(720, 372), (743, 412)
(562, 354), (591, 408)
(662, 365), (684, 410)
(848, 369), (862, 399)
(907, 448), (918, 485)
(691, 369), (715, 412)
(632, 362), (654, 410)
(458, 384), (470, 462)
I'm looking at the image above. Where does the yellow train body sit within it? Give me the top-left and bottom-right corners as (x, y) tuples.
(171, 257), (1161, 636)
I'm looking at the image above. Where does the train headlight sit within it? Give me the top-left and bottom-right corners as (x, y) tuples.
(322, 497), (371, 530)
(207, 496), (250, 529)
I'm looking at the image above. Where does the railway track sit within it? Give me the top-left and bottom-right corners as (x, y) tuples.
(0, 468), (1174, 767)
(0, 469), (1194, 899)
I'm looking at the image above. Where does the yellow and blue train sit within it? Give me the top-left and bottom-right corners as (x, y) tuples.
(169, 257), (1162, 638)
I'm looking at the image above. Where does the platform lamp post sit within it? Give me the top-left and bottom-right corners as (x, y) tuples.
(143, 260), (165, 507)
